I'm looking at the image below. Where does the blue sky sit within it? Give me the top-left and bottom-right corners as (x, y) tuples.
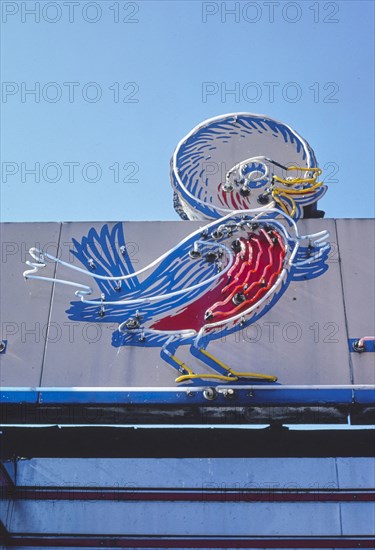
(1, 0), (374, 222)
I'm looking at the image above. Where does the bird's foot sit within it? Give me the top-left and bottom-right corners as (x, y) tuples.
(230, 370), (278, 382)
(175, 373), (239, 384)
(192, 347), (278, 383)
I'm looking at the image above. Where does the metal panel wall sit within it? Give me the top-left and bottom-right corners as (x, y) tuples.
(336, 219), (375, 385)
(1, 457), (374, 547)
(0, 219), (374, 421)
(0, 223), (60, 387)
(2, 219), (372, 389)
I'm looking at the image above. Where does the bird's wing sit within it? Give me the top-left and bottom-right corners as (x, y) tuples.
(67, 228), (221, 325)
(70, 222), (139, 297)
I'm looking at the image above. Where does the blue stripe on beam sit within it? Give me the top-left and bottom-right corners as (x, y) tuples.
(0, 387), (374, 406)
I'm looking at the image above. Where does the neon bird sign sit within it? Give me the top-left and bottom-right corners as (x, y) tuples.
(24, 113), (331, 385)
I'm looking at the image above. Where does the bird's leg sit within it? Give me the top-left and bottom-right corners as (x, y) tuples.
(160, 340), (195, 381)
(160, 340), (241, 384)
(190, 343), (278, 383)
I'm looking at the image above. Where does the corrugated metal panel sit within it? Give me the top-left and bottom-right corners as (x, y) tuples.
(336, 219), (375, 385)
(2, 457), (373, 542)
(1, 219), (367, 389)
(41, 221), (202, 388)
(7, 499), (344, 535)
(12, 458), (341, 488)
(340, 502), (375, 534)
(0, 222), (61, 387)
(336, 457), (375, 488)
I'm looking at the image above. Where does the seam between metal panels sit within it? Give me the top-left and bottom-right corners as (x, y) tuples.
(3, 534), (375, 548)
(38, 222), (63, 387)
(335, 219), (354, 385)
(334, 458), (343, 536)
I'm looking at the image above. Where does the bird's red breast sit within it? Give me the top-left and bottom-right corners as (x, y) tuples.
(150, 228), (286, 332)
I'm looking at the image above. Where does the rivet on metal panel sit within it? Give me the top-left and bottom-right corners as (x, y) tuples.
(222, 181), (233, 193)
(222, 388), (235, 399)
(189, 241), (201, 259)
(125, 317), (141, 330)
(212, 230), (223, 240)
(353, 340), (365, 353)
(114, 280), (122, 292)
(203, 387), (216, 400)
(350, 337), (375, 353)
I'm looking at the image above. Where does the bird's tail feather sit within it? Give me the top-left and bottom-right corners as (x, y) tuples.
(71, 222), (139, 297)
(292, 243), (331, 281)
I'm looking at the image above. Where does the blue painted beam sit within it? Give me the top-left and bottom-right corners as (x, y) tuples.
(0, 386), (374, 407)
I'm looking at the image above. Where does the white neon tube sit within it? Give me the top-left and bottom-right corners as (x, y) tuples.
(79, 241), (235, 306)
(172, 112), (316, 214)
(24, 208), (275, 283)
(24, 240), (235, 308)
(24, 207), (330, 341)
(358, 337), (375, 347)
